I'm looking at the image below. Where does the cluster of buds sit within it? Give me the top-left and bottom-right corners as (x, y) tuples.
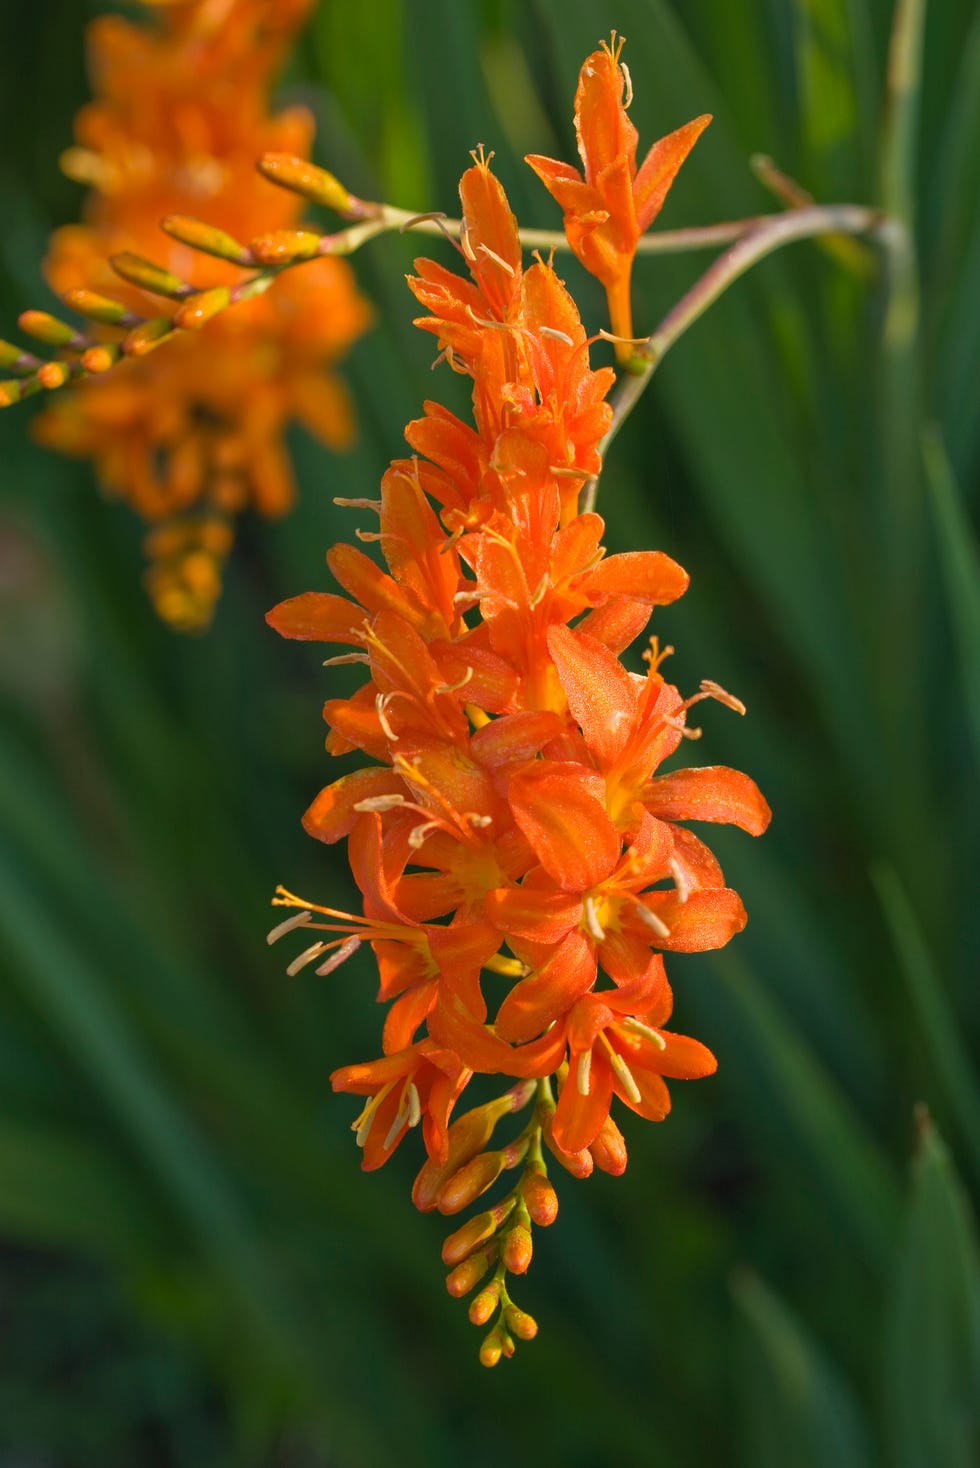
(267, 39), (770, 1363)
(4, 0), (370, 631)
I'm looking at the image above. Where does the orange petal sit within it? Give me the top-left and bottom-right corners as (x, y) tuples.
(486, 885), (583, 945)
(508, 761), (621, 891)
(266, 590), (366, 643)
(584, 549), (690, 606)
(643, 887), (747, 952)
(573, 44), (638, 186)
(648, 766), (772, 835)
(551, 1048), (613, 1153)
(303, 766), (404, 844)
(459, 158), (522, 318)
(634, 114), (712, 232)
(494, 932), (596, 1043)
(547, 624), (637, 766)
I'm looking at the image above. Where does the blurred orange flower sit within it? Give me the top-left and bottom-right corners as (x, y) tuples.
(36, 0), (371, 631)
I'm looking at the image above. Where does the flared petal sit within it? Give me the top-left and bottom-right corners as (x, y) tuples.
(648, 765), (772, 835)
(634, 114), (712, 231)
(494, 931), (597, 1043)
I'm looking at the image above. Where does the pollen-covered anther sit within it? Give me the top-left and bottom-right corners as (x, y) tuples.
(634, 901), (672, 939)
(538, 325), (575, 346)
(376, 693), (400, 742)
(582, 895), (606, 942)
(600, 1034), (642, 1104)
(477, 243), (516, 276)
(434, 666), (474, 694)
(266, 909), (313, 944)
(701, 679), (747, 715)
(353, 793), (406, 813)
(621, 1016), (667, 1050)
(315, 936), (362, 976)
(286, 941), (331, 976)
(669, 855), (690, 904)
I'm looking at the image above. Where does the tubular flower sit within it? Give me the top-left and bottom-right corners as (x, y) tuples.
(268, 112), (770, 1365)
(34, 0), (371, 632)
(526, 34), (711, 362)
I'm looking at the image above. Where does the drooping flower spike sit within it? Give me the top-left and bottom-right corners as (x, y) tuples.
(32, 0), (371, 632)
(269, 105), (770, 1363)
(527, 34), (711, 362)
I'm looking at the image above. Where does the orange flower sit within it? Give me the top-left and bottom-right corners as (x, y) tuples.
(35, 0), (370, 630)
(268, 142), (767, 1360)
(526, 35), (710, 360)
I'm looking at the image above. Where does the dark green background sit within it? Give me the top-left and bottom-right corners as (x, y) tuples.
(0, 1), (977, 1464)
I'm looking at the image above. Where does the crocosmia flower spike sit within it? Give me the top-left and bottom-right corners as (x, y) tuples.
(33, 0), (371, 632)
(268, 73), (769, 1363)
(527, 34), (710, 363)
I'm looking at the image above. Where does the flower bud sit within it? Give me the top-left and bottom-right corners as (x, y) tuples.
(502, 1224), (533, 1275)
(257, 153), (355, 215)
(520, 1166), (559, 1226)
(80, 345), (120, 375)
(543, 1116), (594, 1178)
(62, 290), (135, 327)
(122, 318), (174, 356)
(0, 340), (35, 371)
(436, 1149), (505, 1215)
(479, 1327), (504, 1368)
(18, 311), (81, 348)
(441, 1198), (514, 1267)
(248, 229), (323, 266)
(173, 288), (230, 332)
(110, 253), (187, 300)
(161, 215), (250, 265)
(467, 1281), (500, 1326)
(0, 380), (25, 408)
(413, 1099), (506, 1211)
(504, 1305), (538, 1341)
(589, 1114), (628, 1175)
(37, 361), (71, 390)
(445, 1246), (493, 1298)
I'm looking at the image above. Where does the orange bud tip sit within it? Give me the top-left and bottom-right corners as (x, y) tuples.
(110, 253), (188, 299)
(257, 153), (355, 215)
(467, 1284), (500, 1327)
(247, 229), (324, 266)
(505, 1306), (538, 1341)
(122, 318), (174, 356)
(37, 361), (71, 390)
(80, 345), (118, 374)
(0, 380), (24, 407)
(478, 1331), (504, 1368)
(502, 1225), (533, 1274)
(173, 287), (230, 331)
(18, 311), (81, 348)
(160, 215), (251, 264)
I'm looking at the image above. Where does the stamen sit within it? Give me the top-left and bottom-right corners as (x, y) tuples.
(621, 61), (634, 108)
(434, 665), (474, 694)
(355, 528), (382, 543)
(669, 856), (690, 904)
(484, 952), (527, 977)
(539, 325), (574, 346)
(352, 793), (406, 813)
(583, 895), (606, 942)
(315, 936), (362, 976)
(459, 221), (477, 262)
(352, 1081), (396, 1145)
(383, 1094), (413, 1151)
(700, 679), (746, 715)
(577, 1048), (593, 1096)
(322, 652), (370, 667)
(634, 902), (672, 939)
(406, 1081), (422, 1128)
(528, 574), (549, 608)
(333, 497), (382, 511)
(267, 909), (313, 944)
(477, 243), (516, 276)
(622, 1016), (668, 1050)
(608, 1049), (642, 1105)
(375, 694), (399, 742)
(408, 818), (441, 850)
(467, 812), (493, 828)
(286, 941), (331, 976)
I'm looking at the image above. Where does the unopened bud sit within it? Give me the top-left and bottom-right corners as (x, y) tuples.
(413, 1099), (507, 1211)
(437, 1150), (505, 1215)
(248, 229), (323, 266)
(81, 344), (119, 374)
(502, 1224), (533, 1275)
(161, 214), (250, 264)
(62, 289), (135, 327)
(589, 1114), (628, 1175)
(445, 1246), (493, 1298)
(543, 1117), (594, 1178)
(479, 1327), (504, 1368)
(257, 153), (354, 214)
(0, 379), (24, 407)
(504, 1305), (538, 1341)
(0, 340), (35, 371)
(37, 361), (71, 390)
(173, 287), (230, 331)
(122, 318), (174, 356)
(441, 1197), (515, 1267)
(18, 311), (81, 348)
(468, 1281), (500, 1326)
(110, 253), (187, 299)
(520, 1166), (559, 1226)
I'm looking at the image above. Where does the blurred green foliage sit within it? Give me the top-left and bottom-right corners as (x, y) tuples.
(0, 0), (978, 1464)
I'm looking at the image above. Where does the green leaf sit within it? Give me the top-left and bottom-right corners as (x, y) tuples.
(883, 1114), (980, 1468)
(733, 1269), (873, 1468)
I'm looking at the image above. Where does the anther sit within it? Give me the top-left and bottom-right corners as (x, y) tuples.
(577, 1048), (593, 1096)
(322, 653), (370, 667)
(669, 856), (690, 904)
(375, 694), (399, 742)
(539, 326), (574, 346)
(608, 1049), (642, 1105)
(467, 812), (493, 828)
(621, 61), (634, 107)
(286, 941), (330, 977)
(355, 528), (382, 542)
(406, 1081), (422, 1129)
(333, 496), (382, 511)
(352, 794), (406, 813)
(635, 903), (672, 939)
(315, 936), (362, 976)
(267, 909), (313, 944)
(583, 896), (606, 943)
(622, 1016), (668, 1050)
(435, 666), (474, 694)
(477, 243), (515, 276)
(701, 679), (746, 715)
(528, 575), (549, 608)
